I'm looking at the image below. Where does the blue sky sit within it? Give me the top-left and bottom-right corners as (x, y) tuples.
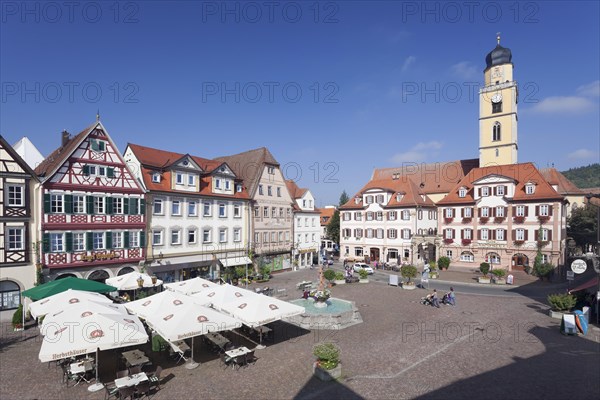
(1, 1), (599, 206)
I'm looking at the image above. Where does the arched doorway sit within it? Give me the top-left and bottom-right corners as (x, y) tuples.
(369, 248), (380, 262)
(88, 270), (109, 283)
(512, 253), (529, 271)
(118, 266), (135, 276)
(55, 273), (77, 280)
(0, 280), (21, 310)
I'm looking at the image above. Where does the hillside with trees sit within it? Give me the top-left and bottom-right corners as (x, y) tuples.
(561, 163), (600, 188)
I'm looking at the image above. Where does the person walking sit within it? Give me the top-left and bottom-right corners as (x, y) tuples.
(431, 289), (440, 308)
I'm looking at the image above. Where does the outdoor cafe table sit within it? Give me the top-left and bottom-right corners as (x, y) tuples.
(122, 349), (150, 367)
(114, 372), (148, 389)
(205, 332), (229, 350)
(225, 346), (251, 359)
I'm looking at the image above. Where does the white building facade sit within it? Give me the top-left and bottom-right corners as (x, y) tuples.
(287, 180), (320, 268)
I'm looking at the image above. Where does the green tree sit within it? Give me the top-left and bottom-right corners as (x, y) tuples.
(339, 190), (349, 207)
(327, 210), (340, 245)
(567, 204), (598, 248)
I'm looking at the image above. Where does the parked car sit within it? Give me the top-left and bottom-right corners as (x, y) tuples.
(353, 263), (374, 274)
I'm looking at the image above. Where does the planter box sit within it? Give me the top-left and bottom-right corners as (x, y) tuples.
(478, 277), (491, 284)
(334, 280), (345, 285)
(492, 277), (506, 285)
(313, 362), (341, 381)
(429, 273), (439, 279)
(359, 279), (369, 283)
(549, 310), (569, 320)
(402, 283), (417, 290)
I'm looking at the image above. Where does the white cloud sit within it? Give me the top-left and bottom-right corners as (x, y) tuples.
(528, 96), (595, 114)
(390, 141), (443, 163)
(450, 61), (478, 80)
(402, 56), (416, 72)
(567, 149), (597, 160)
(576, 80), (600, 97)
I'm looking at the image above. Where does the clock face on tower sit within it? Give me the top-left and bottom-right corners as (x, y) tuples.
(492, 93), (503, 103)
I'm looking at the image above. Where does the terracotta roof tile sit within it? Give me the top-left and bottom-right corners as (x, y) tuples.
(438, 162), (564, 204)
(539, 168), (584, 195)
(318, 207), (336, 225)
(285, 180), (308, 199)
(340, 177), (435, 210)
(372, 159), (479, 195)
(127, 143), (222, 172)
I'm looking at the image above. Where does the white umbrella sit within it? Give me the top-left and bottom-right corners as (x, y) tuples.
(105, 272), (163, 291)
(39, 303), (148, 391)
(29, 289), (113, 319)
(219, 295), (305, 328)
(40, 300), (128, 331)
(191, 283), (257, 308)
(125, 290), (185, 320)
(164, 277), (218, 295)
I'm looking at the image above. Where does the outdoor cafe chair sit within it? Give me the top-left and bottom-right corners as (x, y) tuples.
(135, 381), (151, 399)
(148, 366), (163, 390)
(129, 365), (142, 375)
(219, 353), (231, 369)
(245, 350), (259, 365)
(232, 355), (247, 370)
(103, 381), (119, 400)
(118, 386), (136, 400)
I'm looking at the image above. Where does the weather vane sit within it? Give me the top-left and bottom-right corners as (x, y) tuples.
(496, 32), (501, 45)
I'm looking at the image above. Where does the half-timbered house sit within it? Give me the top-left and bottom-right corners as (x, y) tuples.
(0, 135), (39, 315)
(34, 121), (146, 281)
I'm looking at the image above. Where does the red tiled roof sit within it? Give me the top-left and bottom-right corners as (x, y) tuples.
(127, 143), (222, 172)
(285, 180), (307, 199)
(372, 159), (479, 195)
(34, 122), (96, 177)
(339, 177), (435, 209)
(539, 168), (584, 195)
(318, 207), (336, 225)
(438, 162), (564, 204)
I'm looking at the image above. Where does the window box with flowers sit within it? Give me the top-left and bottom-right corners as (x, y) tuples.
(513, 240), (525, 246)
(444, 218), (454, 224)
(462, 218), (472, 223)
(513, 216), (525, 224)
(443, 238), (454, 245)
(479, 217), (489, 224)
(538, 216), (550, 224)
(461, 239), (472, 246)
(494, 217), (505, 223)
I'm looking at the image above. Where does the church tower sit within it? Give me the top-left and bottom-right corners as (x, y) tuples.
(479, 34), (518, 167)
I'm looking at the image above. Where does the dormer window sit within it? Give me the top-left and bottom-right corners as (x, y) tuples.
(188, 175), (195, 186)
(396, 193), (403, 202)
(225, 180), (231, 190)
(152, 173), (161, 183)
(236, 184), (242, 192)
(366, 195), (373, 204)
(176, 173), (183, 185)
(496, 186), (505, 196)
(481, 187), (489, 197)
(215, 178), (221, 189)
(458, 188), (467, 198)
(376, 195), (384, 204)
(268, 166), (274, 174)
(354, 197), (360, 204)
(525, 183), (535, 195)
(392, 173), (399, 180)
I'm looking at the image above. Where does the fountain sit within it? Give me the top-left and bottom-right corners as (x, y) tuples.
(286, 265), (363, 330)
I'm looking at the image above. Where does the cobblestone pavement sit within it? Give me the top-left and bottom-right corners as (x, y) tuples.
(1, 268), (598, 400)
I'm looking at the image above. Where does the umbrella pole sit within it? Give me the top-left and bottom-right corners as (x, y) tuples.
(256, 328), (266, 350)
(88, 348), (103, 392)
(185, 337), (199, 369)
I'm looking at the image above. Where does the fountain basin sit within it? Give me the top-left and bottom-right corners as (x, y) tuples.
(286, 298), (363, 330)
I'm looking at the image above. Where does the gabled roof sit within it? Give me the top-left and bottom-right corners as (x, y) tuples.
(372, 159), (479, 195)
(285, 180), (308, 200)
(127, 143), (222, 172)
(215, 147), (279, 196)
(318, 207), (336, 225)
(0, 135), (39, 180)
(11, 136), (45, 170)
(340, 177), (435, 210)
(539, 168), (584, 195)
(438, 162), (564, 204)
(34, 122), (97, 177)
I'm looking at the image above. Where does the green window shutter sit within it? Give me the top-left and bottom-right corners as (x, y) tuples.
(99, 141), (106, 151)
(139, 199), (145, 215)
(64, 195), (73, 214)
(106, 232), (113, 249)
(90, 139), (98, 151)
(44, 194), (51, 213)
(123, 199), (130, 215)
(43, 233), (50, 253)
(124, 231), (130, 249)
(65, 232), (73, 252)
(86, 232), (93, 251)
(107, 167), (115, 178)
(106, 197), (113, 215)
(83, 165), (90, 176)
(87, 196), (94, 215)
(139, 231), (145, 248)
(128, 198), (138, 215)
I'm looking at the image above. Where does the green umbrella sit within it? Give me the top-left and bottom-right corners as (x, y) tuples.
(22, 277), (117, 301)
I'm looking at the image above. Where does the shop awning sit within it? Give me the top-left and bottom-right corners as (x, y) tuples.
(219, 256), (253, 268)
(569, 276), (599, 293)
(148, 255), (214, 274)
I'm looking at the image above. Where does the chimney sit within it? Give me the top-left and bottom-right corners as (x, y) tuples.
(61, 130), (70, 147)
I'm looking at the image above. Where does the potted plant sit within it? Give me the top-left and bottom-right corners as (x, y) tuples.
(478, 262), (491, 283)
(429, 264), (439, 279)
(401, 265), (417, 289)
(437, 256), (450, 271)
(443, 238), (454, 245)
(324, 269), (336, 286)
(513, 216), (525, 224)
(334, 272), (345, 285)
(358, 269), (369, 283)
(12, 304), (24, 331)
(479, 217), (489, 224)
(547, 293), (576, 319)
(461, 239), (472, 246)
(313, 342), (341, 381)
(491, 268), (507, 284)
